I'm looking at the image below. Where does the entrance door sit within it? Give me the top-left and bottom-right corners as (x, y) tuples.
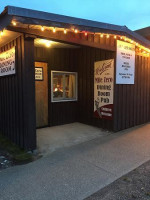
(35, 62), (48, 128)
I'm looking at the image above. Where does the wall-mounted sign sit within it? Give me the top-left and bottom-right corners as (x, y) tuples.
(94, 59), (114, 120)
(35, 67), (43, 81)
(116, 40), (135, 84)
(0, 47), (15, 77)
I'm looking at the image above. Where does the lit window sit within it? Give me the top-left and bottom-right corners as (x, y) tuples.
(51, 71), (78, 102)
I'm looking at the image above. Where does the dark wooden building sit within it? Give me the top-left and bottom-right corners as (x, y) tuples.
(136, 27), (150, 40)
(0, 6), (150, 150)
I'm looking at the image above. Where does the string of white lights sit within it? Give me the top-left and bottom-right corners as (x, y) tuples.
(0, 20), (149, 56)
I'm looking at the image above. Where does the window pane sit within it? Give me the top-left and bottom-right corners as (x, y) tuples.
(53, 74), (63, 98)
(52, 71), (77, 102)
(65, 74), (76, 98)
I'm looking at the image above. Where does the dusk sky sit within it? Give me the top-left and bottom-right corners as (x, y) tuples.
(0, 0), (150, 30)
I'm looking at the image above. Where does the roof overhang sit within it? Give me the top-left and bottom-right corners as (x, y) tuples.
(0, 5), (150, 50)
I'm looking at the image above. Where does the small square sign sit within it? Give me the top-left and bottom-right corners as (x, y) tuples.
(35, 67), (43, 81)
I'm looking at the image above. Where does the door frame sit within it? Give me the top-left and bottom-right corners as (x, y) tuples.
(35, 61), (49, 128)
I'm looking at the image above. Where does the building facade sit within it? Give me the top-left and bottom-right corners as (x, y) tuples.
(0, 6), (150, 150)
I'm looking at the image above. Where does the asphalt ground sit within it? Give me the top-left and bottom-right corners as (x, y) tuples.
(1, 123), (150, 200)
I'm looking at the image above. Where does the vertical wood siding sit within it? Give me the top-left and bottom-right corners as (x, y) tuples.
(0, 36), (36, 150)
(114, 55), (150, 131)
(0, 36), (25, 147)
(77, 47), (115, 130)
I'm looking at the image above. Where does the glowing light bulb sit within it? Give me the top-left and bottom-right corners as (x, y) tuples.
(41, 26), (45, 31)
(0, 31), (3, 36)
(107, 34), (110, 38)
(74, 29), (78, 33)
(64, 29), (67, 34)
(53, 27), (56, 33)
(12, 21), (16, 26)
(114, 35), (117, 39)
(46, 42), (51, 47)
(100, 34), (104, 38)
(85, 32), (87, 36)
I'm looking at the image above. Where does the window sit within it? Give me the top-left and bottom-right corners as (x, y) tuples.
(51, 71), (78, 102)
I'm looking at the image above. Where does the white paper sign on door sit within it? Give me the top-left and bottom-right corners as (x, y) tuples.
(116, 40), (135, 84)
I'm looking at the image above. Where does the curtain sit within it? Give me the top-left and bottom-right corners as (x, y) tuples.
(68, 75), (75, 98)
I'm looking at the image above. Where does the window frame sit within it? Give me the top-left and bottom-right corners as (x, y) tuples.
(51, 70), (78, 102)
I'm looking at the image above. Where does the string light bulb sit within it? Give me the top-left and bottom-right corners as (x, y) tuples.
(12, 21), (17, 26)
(0, 31), (3, 36)
(41, 26), (45, 31)
(100, 34), (104, 38)
(106, 34), (110, 38)
(64, 29), (67, 34)
(114, 35), (117, 39)
(74, 29), (78, 33)
(53, 27), (56, 33)
(84, 32), (88, 36)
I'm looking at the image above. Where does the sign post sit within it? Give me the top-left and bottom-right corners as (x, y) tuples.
(94, 59), (114, 120)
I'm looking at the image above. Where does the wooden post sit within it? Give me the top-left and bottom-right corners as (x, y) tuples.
(22, 35), (36, 150)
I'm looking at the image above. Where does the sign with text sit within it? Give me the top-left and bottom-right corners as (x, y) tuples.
(116, 40), (135, 84)
(94, 59), (114, 120)
(35, 67), (43, 81)
(0, 47), (15, 77)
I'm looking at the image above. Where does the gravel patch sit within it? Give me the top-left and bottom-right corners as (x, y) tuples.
(0, 149), (13, 170)
(86, 160), (150, 200)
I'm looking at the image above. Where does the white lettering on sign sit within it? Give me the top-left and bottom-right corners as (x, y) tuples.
(94, 59), (114, 120)
(0, 47), (15, 77)
(116, 40), (135, 84)
(35, 67), (43, 81)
